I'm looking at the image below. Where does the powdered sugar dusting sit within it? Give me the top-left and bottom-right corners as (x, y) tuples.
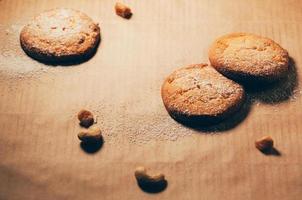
(0, 23), (52, 91)
(67, 101), (193, 145)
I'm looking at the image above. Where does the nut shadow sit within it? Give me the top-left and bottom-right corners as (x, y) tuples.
(21, 37), (101, 67)
(137, 180), (168, 194)
(259, 147), (282, 156)
(246, 57), (298, 104)
(80, 137), (103, 154)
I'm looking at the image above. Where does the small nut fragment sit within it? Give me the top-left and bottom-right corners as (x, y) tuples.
(115, 2), (132, 19)
(135, 166), (167, 192)
(255, 136), (274, 152)
(78, 109), (94, 128)
(78, 126), (102, 143)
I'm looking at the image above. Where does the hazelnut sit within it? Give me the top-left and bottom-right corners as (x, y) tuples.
(255, 136), (274, 152)
(115, 2), (132, 19)
(78, 109), (94, 128)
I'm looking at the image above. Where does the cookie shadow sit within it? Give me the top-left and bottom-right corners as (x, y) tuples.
(246, 57), (298, 104)
(80, 138), (103, 154)
(137, 180), (168, 194)
(22, 37), (101, 67)
(176, 96), (252, 133)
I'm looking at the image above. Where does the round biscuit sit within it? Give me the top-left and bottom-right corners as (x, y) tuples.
(20, 8), (100, 64)
(161, 64), (245, 125)
(208, 33), (289, 83)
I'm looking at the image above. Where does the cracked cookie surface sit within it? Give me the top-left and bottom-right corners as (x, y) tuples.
(161, 64), (245, 125)
(209, 33), (289, 82)
(20, 8), (100, 63)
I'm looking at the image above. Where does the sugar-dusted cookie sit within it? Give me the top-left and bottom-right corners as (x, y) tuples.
(209, 33), (289, 82)
(161, 64), (245, 125)
(20, 8), (100, 64)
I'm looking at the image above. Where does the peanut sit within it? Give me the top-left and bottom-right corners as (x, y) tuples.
(134, 166), (167, 192)
(78, 126), (102, 143)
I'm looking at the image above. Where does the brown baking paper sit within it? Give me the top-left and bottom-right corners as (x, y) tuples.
(0, 0), (301, 199)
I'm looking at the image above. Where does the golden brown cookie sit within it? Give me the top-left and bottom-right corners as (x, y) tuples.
(209, 33), (289, 83)
(20, 8), (100, 64)
(161, 64), (245, 125)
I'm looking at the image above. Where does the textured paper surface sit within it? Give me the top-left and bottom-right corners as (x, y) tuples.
(0, 0), (302, 199)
